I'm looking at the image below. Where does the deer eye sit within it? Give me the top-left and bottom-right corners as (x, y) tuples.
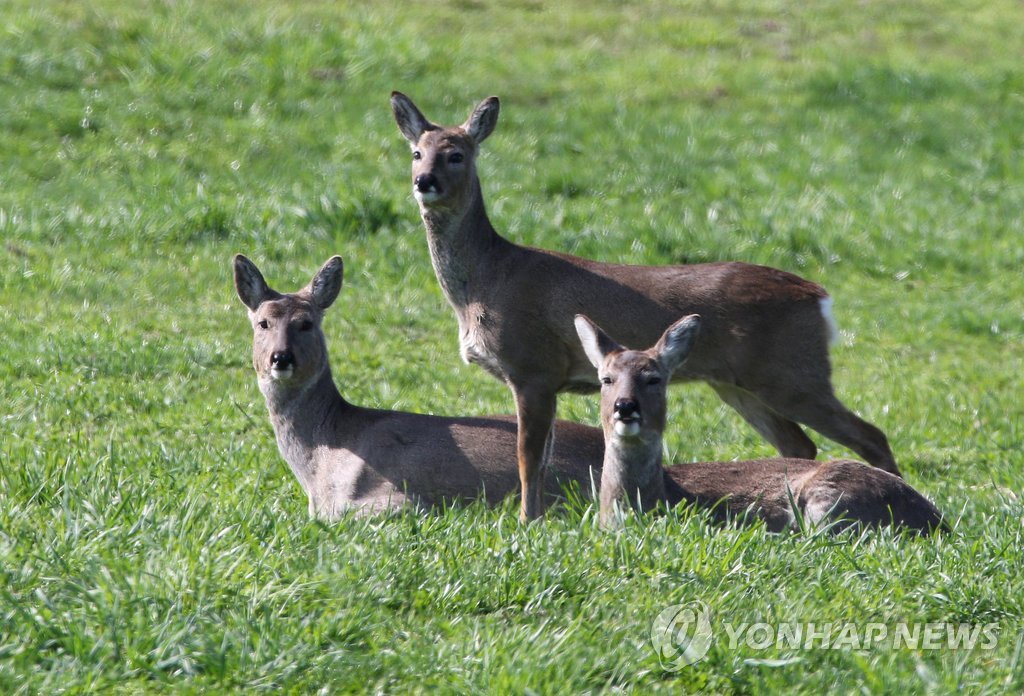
(646, 376), (662, 386)
(600, 376), (613, 385)
(299, 320), (314, 332)
(412, 150), (422, 160)
(448, 152), (464, 164)
(257, 319), (269, 330)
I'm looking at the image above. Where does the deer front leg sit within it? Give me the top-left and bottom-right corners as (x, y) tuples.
(513, 384), (558, 522)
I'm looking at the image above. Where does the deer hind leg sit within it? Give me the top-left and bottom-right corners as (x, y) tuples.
(793, 396), (899, 477)
(711, 383), (818, 460)
(513, 385), (558, 522)
(753, 383), (901, 478)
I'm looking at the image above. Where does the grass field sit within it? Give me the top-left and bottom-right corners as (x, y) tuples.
(2, 0), (1023, 692)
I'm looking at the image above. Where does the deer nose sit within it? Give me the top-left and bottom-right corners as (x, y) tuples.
(614, 398), (639, 419)
(415, 173), (439, 193)
(271, 351), (294, 370)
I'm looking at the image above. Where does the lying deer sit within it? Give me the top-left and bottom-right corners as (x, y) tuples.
(233, 253), (606, 518)
(391, 91), (899, 521)
(574, 314), (945, 533)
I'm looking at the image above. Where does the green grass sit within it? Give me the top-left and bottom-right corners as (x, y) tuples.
(2, 0), (1023, 691)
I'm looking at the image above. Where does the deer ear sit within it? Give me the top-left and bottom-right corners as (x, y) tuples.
(234, 254), (274, 311)
(391, 91), (434, 144)
(654, 314), (701, 375)
(574, 315), (622, 369)
(309, 256), (344, 310)
(462, 96), (500, 144)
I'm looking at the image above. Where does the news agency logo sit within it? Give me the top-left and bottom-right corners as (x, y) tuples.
(651, 602), (1000, 671)
(650, 601), (714, 669)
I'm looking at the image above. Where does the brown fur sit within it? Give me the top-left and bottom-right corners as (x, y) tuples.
(233, 254), (603, 518)
(575, 314), (944, 534)
(391, 91), (899, 521)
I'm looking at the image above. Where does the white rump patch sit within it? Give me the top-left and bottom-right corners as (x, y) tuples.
(820, 296), (839, 347)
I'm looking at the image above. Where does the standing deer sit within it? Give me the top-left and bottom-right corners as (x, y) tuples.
(575, 313), (945, 533)
(233, 253), (604, 518)
(391, 91), (899, 522)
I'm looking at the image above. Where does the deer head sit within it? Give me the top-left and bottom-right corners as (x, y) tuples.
(233, 254), (343, 397)
(391, 91), (499, 214)
(576, 314), (702, 445)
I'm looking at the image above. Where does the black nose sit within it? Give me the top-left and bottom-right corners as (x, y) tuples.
(415, 173), (438, 193)
(271, 351), (294, 370)
(614, 398), (639, 418)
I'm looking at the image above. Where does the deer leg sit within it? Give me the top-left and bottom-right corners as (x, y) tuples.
(513, 385), (558, 522)
(711, 383), (818, 460)
(773, 392), (900, 477)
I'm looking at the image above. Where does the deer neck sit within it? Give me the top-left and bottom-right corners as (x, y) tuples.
(260, 366), (352, 493)
(600, 435), (668, 516)
(419, 178), (504, 310)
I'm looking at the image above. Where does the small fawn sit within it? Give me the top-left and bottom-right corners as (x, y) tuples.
(391, 91), (899, 522)
(233, 254), (604, 518)
(575, 314), (945, 533)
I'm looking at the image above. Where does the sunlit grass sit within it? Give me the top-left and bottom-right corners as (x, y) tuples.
(1, 0), (1022, 691)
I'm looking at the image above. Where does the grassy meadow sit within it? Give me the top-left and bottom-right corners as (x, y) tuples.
(2, 0), (1023, 691)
